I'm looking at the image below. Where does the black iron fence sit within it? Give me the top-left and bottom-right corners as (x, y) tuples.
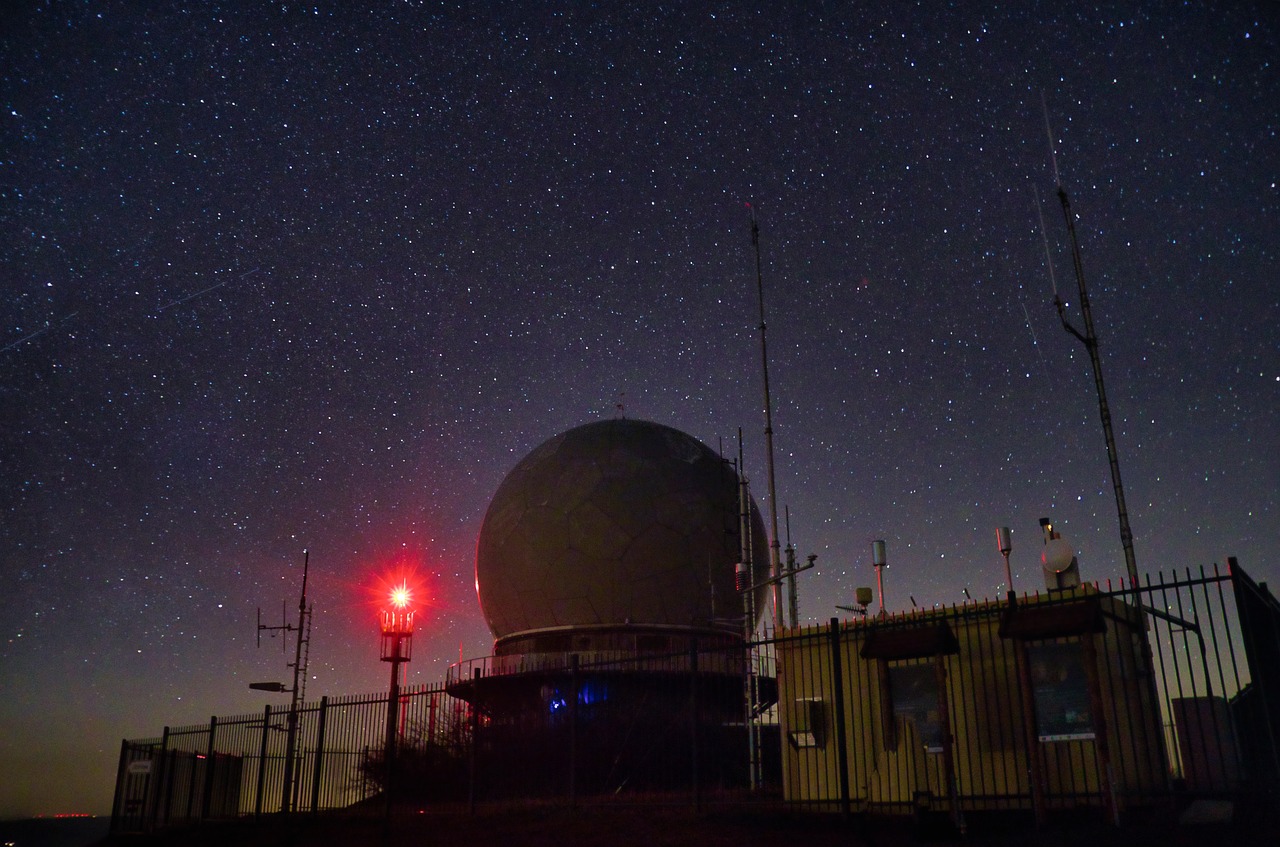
(112, 560), (1279, 833)
(776, 558), (1275, 828)
(110, 686), (472, 831)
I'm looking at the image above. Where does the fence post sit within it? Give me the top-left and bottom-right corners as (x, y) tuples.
(151, 727), (171, 831)
(569, 653), (579, 809)
(254, 705), (271, 817)
(690, 642), (700, 812)
(1231, 558), (1280, 784)
(184, 731), (201, 822)
(310, 696), (329, 813)
(200, 716), (218, 820)
(1012, 635), (1046, 827)
(110, 739), (130, 833)
(828, 618), (851, 818)
(934, 652), (965, 834)
(468, 667), (480, 815)
(1081, 632), (1120, 825)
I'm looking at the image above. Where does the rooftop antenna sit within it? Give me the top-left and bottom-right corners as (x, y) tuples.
(252, 549), (313, 813)
(1041, 95), (1139, 586)
(746, 202), (784, 630)
(736, 428), (762, 791)
(784, 506), (799, 627)
(735, 428), (756, 639)
(837, 586), (874, 617)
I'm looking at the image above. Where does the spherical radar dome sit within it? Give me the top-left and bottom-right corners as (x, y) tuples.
(475, 419), (768, 647)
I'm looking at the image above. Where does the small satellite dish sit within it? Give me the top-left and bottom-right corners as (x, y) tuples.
(1041, 536), (1080, 590)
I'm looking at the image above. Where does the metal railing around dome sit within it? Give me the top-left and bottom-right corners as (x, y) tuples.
(444, 645), (751, 688)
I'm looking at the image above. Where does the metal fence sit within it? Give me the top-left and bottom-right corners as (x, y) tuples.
(775, 558), (1276, 828)
(110, 685), (472, 832)
(112, 559), (1279, 833)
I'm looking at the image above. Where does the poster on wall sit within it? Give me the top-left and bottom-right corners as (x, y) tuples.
(888, 663), (944, 753)
(1028, 640), (1095, 741)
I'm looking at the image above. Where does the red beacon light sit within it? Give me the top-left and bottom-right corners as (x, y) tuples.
(379, 581), (415, 662)
(376, 578), (418, 793)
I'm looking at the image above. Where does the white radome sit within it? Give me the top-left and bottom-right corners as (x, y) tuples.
(475, 419), (768, 643)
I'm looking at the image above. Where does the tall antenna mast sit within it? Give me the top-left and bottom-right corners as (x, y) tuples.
(736, 429), (756, 639)
(736, 430), (761, 790)
(747, 203), (785, 630)
(1041, 101), (1139, 586)
(784, 506), (799, 627)
(252, 549), (313, 813)
(283, 549), (311, 813)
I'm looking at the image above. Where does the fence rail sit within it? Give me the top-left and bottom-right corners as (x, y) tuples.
(112, 560), (1279, 834)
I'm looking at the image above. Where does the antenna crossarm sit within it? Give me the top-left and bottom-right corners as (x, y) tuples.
(1053, 295), (1090, 347)
(740, 555), (815, 593)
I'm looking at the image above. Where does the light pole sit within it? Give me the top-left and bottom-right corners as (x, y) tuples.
(379, 582), (414, 809)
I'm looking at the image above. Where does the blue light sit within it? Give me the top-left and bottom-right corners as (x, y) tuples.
(545, 681), (610, 714)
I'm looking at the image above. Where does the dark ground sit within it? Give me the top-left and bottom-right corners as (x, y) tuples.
(84, 804), (1276, 847)
(0, 816), (109, 847)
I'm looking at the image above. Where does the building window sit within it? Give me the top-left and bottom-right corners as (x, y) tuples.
(1028, 640), (1095, 741)
(888, 663), (944, 753)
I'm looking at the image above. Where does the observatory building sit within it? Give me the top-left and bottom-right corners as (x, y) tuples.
(447, 419), (774, 794)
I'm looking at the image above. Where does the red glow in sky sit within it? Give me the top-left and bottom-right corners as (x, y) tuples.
(368, 561), (433, 623)
(389, 582), (412, 610)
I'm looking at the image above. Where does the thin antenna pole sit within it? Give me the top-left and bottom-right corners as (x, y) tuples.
(736, 430), (755, 638)
(1053, 189), (1138, 585)
(1049, 155), (1159, 811)
(280, 549), (310, 813)
(1042, 95), (1137, 585)
(291, 549), (309, 703)
(737, 430), (761, 791)
(747, 203), (784, 630)
(784, 506), (799, 627)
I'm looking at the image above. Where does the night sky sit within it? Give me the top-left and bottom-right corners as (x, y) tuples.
(2, 2), (1276, 818)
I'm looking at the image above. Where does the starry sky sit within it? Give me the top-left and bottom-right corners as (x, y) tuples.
(2, 1), (1276, 819)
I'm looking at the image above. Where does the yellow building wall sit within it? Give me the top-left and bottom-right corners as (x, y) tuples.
(777, 593), (1167, 814)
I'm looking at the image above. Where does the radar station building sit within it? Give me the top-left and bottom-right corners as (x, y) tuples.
(446, 419), (773, 796)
